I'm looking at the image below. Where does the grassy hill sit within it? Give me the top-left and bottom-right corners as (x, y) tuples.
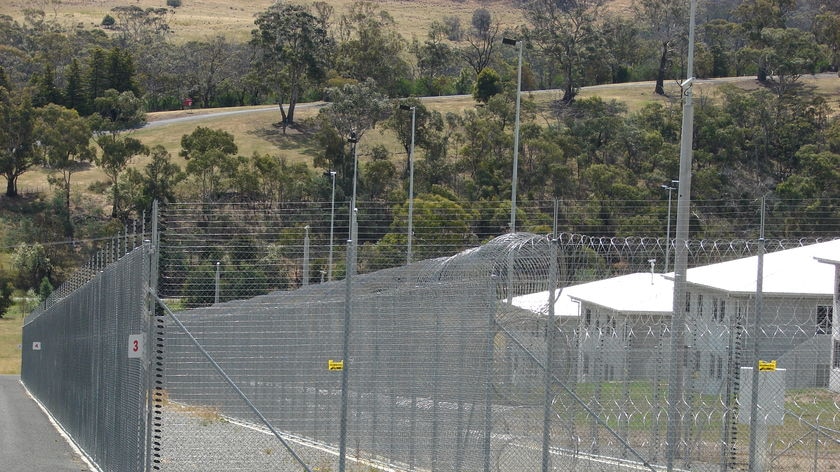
(1, 0), (529, 43)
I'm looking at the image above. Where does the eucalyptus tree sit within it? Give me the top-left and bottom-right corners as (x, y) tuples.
(334, 1), (409, 96)
(109, 5), (172, 49)
(121, 145), (184, 219)
(524, 0), (606, 102)
(316, 78), (390, 195)
(0, 85), (35, 197)
(411, 22), (459, 95)
(813, 9), (840, 75)
(179, 126), (239, 201)
(383, 98), (444, 178)
(253, 3), (332, 126)
(91, 89), (148, 218)
(734, 0), (796, 82)
(33, 104), (95, 235)
(634, 0), (689, 95)
(461, 8), (501, 78)
(182, 36), (241, 108)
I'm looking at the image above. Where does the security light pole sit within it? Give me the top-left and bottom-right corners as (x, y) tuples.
(399, 104), (416, 265)
(502, 36), (522, 234)
(326, 170), (337, 281)
(348, 132), (359, 275)
(666, 0), (697, 469)
(661, 180), (678, 273)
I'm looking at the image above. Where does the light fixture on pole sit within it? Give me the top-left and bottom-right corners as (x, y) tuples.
(666, 0), (697, 469)
(502, 37), (523, 234)
(503, 36), (523, 306)
(399, 104), (416, 265)
(325, 170), (337, 281)
(661, 180), (678, 273)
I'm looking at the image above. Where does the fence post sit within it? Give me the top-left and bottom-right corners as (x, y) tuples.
(542, 235), (558, 472)
(748, 197), (767, 472)
(338, 238), (354, 472)
(145, 200), (160, 472)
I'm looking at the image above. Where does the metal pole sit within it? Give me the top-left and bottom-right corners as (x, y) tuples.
(348, 133), (359, 276)
(214, 261), (220, 304)
(303, 225), (310, 286)
(502, 37), (523, 234)
(328, 171), (336, 281)
(666, 0), (696, 469)
(542, 234), (558, 472)
(339, 133), (359, 472)
(503, 37), (523, 306)
(748, 197), (767, 472)
(407, 106), (416, 265)
(338, 239), (353, 472)
(662, 182), (677, 273)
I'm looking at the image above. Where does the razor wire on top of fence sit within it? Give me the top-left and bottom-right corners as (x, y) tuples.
(20, 199), (840, 472)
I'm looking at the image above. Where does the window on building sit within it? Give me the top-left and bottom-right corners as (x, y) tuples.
(685, 291), (691, 312)
(719, 299), (726, 323)
(817, 305), (833, 335)
(709, 353), (716, 377)
(584, 308), (592, 328)
(712, 298), (718, 322)
(582, 353), (590, 375)
(698, 294), (703, 318)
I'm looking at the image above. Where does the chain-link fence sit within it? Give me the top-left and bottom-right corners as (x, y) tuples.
(20, 200), (840, 471)
(21, 241), (151, 472)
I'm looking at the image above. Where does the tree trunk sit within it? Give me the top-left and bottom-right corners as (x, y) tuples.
(757, 64), (768, 83)
(111, 182), (119, 218)
(5, 176), (17, 197)
(64, 172), (73, 238)
(655, 41), (668, 96)
(562, 61), (575, 103)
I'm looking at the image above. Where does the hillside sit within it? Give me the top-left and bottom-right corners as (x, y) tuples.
(0, 0), (530, 42)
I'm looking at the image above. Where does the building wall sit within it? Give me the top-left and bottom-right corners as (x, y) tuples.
(576, 304), (668, 384)
(830, 264), (840, 393)
(687, 287), (833, 393)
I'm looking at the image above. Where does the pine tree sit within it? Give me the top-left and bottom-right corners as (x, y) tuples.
(64, 59), (86, 114)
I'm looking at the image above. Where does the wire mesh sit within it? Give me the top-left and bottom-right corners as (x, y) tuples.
(21, 243), (150, 472)
(20, 199), (840, 472)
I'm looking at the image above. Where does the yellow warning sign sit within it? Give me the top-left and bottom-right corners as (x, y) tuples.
(328, 359), (344, 371)
(758, 360), (776, 371)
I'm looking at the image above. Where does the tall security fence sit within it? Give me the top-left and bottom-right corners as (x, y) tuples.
(21, 200), (840, 472)
(21, 242), (151, 472)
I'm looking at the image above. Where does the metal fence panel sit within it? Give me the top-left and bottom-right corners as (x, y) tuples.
(21, 244), (149, 472)
(20, 200), (840, 472)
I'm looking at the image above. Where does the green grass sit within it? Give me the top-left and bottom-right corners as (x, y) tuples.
(0, 295), (36, 375)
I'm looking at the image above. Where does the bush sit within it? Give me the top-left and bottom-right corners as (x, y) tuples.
(166, 0), (182, 8)
(101, 14), (115, 28)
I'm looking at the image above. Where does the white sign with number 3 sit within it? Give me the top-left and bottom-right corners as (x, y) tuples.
(128, 334), (144, 359)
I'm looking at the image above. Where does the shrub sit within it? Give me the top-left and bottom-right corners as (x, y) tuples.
(166, 0), (182, 8)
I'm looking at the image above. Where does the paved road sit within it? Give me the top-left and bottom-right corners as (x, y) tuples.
(0, 375), (91, 471)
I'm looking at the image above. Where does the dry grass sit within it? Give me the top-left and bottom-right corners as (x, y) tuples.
(1, 0), (526, 43)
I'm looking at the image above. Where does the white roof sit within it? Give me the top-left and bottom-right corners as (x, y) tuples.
(511, 272), (674, 317)
(511, 239), (840, 317)
(684, 239), (840, 296)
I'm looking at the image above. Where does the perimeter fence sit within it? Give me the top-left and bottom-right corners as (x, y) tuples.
(21, 199), (840, 472)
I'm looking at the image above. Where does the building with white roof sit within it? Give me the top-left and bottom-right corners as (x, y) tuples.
(683, 239), (838, 392)
(813, 252), (840, 393)
(510, 239), (839, 391)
